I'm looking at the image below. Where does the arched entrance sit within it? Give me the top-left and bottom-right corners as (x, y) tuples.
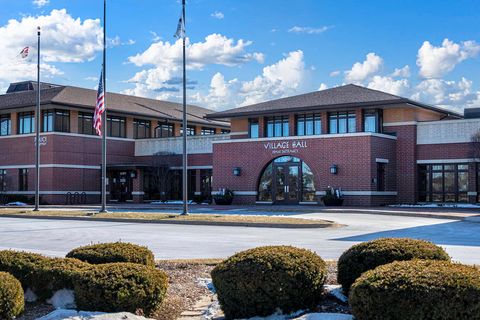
(257, 156), (316, 204)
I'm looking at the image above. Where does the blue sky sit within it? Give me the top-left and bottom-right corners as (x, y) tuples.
(0, 0), (479, 112)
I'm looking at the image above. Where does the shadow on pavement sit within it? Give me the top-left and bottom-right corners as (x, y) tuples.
(333, 220), (480, 247)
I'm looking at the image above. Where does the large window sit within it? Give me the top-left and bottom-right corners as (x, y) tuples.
(133, 119), (151, 139)
(418, 163), (469, 203)
(297, 114), (321, 136)
(0, 169), (6, 191)
(41, 109), (70, 133)
(107, 116), (126, 138)
(180, 125), (196, 136)
(78, 112), (94, 135)
(19, 169), (28, 191)
(155, 123), (174, 138)
(201, 127), (216, 135)
(0, 114), (11, 136)
(18, 112), (35, 134)
(249, 119), (259, 138)
(266, 116), (289, 137)
(329, 111), (356, 134)
(364, 110), (383, 133)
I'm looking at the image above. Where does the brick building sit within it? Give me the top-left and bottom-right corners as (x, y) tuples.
(1, 81), (479, 206)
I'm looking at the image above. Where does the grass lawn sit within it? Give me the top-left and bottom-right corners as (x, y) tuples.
(0, 208), (339, 228)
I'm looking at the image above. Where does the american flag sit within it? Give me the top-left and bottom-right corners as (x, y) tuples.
(93, 71), (105, 136)
(20, 47), (29, 58)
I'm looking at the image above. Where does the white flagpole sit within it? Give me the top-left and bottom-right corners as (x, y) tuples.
(100, 0), (107, 213)
(181, 0), (188, 215)
(34, 26), (41, 211)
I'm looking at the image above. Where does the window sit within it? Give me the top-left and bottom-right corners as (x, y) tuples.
(329, 111), (356, 134)
(133, 119), (151, 139)
(180, 125), (196, 136)
(155, 123), (174, 138)
(377, 163), (386, 191)
(78, 112), (94, 135)
(54, 110), (70, 132)
(19, 169), (28, 191)
(107, 116), (126, 138)
(0, 114), (11, 136)
(0, 169), (6, 192)
(249, 119), (259, 138)
(266, 116), (289, 137)
(42, 110), (54, 132)
(201, 127), (216, 135)
(221, 129), (230, 134)
(297, 114), (321, 136)
(18, 112), (35, 134)
(364, 110), (383, 133)
(418, 163), (469, 202)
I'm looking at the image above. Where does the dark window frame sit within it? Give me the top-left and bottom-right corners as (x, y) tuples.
(0, 169), (6, 192)
(180, 125), (196, 136)
(265, 116), (289, 137)
(78, 112), (95, 135)
(107, 115), (126, 138)
(19, 169), (28, 191)
(133, 119), (151, 139)
(328, 111), (356, 134)
(363, 109), (383, 133)
(296, 113), (321, 136)
(155, 122), (174, 138)
(220, 129), (231, 134)
(200, 127), (216, 135)
(249, 118), (259, 138)
(418, 163), (469, 203)
(42, 109), (70, 133)
(0, 114), (11, 136)
(18, 111), (35, 134)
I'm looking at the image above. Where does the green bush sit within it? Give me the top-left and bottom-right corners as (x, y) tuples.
(66, 242), (155, 267)
(73, 262), (168, 316)
(0, 250), (90, 301)
(337, 238), (450, 293)
(0, 272), (24, 319)
(211, 246), (327, 319)
(350, 260), (480, 320)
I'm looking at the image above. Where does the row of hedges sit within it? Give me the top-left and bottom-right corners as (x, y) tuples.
(211, 239), (480, 320)
(0, 242), (166, 318)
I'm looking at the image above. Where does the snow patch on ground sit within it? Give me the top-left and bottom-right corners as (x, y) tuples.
(24, 288), (37, 302)
(38, 309), (154, 320)
(150, 200), (194, 205)
(197, 277), (216, 293)
(294, 313), (353, 320)
(5, 201), (27, 206)
(323, 285), (348, 303)
(391, 203), (480, 208)
(47, 289), (76, 309)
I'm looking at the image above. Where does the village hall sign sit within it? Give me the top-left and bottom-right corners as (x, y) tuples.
(264, 140), (308, 154)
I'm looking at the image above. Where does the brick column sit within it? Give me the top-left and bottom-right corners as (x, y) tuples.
(126, 117), (134, 138)
(10, 112), (18, 134)
(174, 122), (181, 137)
(391, 125), (417, 204)
(70, 110), (78, 133)
(258, 116), (265, 138)
(195, 125), (202, 136)
(356, 109), (363, 132)
(132, 169), (144, 203)
(289, 114), (296, 136)
(321, 111), (328, 134)
(150, 120), (157, 138)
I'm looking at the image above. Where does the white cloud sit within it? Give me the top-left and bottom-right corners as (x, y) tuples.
(391, 65), (410, 78)
(288, 26), (332, 34)
(417, 39), (480, 79)
(33, 0), (49, 8)
(345, 53), (383, 83)
(0, 9), (103, 84)
(329, 70), (340, 77)
(150, 31), (161, 42)
(367, 75), (410, 96)
(318, 83), (328, 91)
(211, 11), (224, 19)
(186, 51), (309, 110)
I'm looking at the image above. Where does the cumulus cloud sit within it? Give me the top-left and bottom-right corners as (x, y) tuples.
(211, 11), (224, 19)
(318, 83), (328, 91)
(329, 70), (340, 77)
(367, 75), (410, 96)
(417, 39), (480, 79)
(391, 65), (410, 78)
(33, 0), (49, 8)
(288, 26), (332, 34)
(0, 9), (103, 86)
(344, 52), (383, 83)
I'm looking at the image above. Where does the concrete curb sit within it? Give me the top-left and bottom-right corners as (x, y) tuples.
(325, 209), (467, 220)
(0, 214), (338, 229)
(464, 215), (480, 223)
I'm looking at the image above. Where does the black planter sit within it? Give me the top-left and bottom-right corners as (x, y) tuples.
(213, 196), (233, 205)
(322, 198), (344, 206)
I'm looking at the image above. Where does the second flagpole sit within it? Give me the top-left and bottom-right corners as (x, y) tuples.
(100, 0), (107, 213)
(181, 0), (188, 215)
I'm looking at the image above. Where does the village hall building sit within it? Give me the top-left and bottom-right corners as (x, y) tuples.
(0, 81), (479, 206)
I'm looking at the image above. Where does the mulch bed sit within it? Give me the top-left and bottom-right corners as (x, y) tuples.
(17, 260), (350, 320)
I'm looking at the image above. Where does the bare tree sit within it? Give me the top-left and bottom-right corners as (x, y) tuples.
(471, 130), (480, 161)
(147, 152), (175, 202)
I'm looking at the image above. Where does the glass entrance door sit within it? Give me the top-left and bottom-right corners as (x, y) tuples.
(109, 171), (133, 202)
(274, 164), (300, 204)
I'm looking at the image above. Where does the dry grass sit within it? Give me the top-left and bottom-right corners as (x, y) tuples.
(0, 208), (337, 227)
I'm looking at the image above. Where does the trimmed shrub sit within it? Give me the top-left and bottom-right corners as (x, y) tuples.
(211, 246), (327, 319)
(0, 250), (90, 301)
(0, 272), (24, 319)
(73, 262), (168, 316)
(66, 242), (155, 267)
(337, 238), (450, 293)
(350, 260), (480, 320)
